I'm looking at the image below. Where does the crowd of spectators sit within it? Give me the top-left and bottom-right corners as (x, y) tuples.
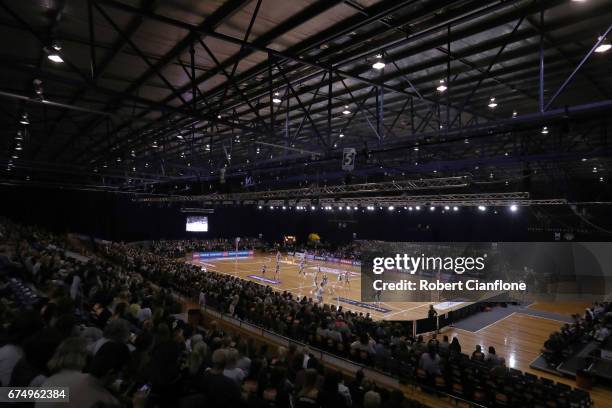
(0, 220), (426, 408)
(104, 242), (593, 408)
(150, 238), (264, 258)
(0, 219), (596, 408)
(285, 243), (361, 261)
(542, 302), (612, 366)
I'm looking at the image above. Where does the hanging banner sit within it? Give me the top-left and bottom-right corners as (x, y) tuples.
(342, 148), (356, 171)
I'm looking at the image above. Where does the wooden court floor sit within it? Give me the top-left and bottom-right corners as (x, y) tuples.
(183, 255), (610, 406)
(188, 253), (438, 320)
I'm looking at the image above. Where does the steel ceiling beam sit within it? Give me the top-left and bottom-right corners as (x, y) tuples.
(59, 0), (251, 160)
(83, 1), (596, 167)
(35, 0), (158, 160)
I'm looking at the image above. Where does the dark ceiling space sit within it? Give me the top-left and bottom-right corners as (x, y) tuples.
(0, 0), (611, 208)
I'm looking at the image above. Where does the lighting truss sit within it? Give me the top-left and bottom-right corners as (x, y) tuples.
(135, 176), (469, 202)
(267, 193), (568, 207)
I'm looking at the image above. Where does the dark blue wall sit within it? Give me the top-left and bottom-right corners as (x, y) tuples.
(0, 185), (580, 244)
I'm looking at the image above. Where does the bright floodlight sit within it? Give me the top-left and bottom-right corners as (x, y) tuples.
(19, 113), (29, 125)
(541, 126), (549, 134)
(272, 98), (282, 104)
(311, 206), (316, 210)
(388, 206), (394, 211)
(488, 97), (498, 108)
(510, 204), (518, 212)
(47, 53), (63, 63)
(429, 206), (435, 211)
(444, 205), (450, 210)
(415, 206), (421, 210)
(408, 206), (413, 211)
(372, 61), (385, 70)
(478, 205), (487, 212)
(453, 206), (459, 212)
(595, 37), (611, 53)
(436, 79), (447, 92)
(371, 54), (385, 70)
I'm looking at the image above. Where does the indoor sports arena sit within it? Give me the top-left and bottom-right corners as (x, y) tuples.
(1, 1), (611, 407)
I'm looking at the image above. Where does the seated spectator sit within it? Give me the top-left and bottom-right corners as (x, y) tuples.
(490, 357), (508, 380)
(10, 327), (62, 387)
(363, 390), (381, 408)
(0, 310), (42, 386)
(87, 318), (131, 356)
(449, 337), (461, 355)
(419, 344), (441, 376)
(295, 368), (320, 408)
(438, 335), (450, 354)
(350, 333), (375, 356)
(223, 348), (246, 383)
(471, 345), (485, 361)
(36, 337), (116, 408)
(317, 369), (348, 408)
(486, 346), (501, 366)
(594, 324), (610, 342)
(199, 348), (243, 408)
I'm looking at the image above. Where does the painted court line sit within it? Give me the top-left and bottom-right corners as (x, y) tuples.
(514, 312), (570, 324)
(382, 303), (431, 319)
(475, 312), (516, 333)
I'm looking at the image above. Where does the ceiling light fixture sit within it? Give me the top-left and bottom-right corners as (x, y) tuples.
(272, 97), (282, 104)
(342, 105), (351, 115)
(436, 79), (447, 92)
(46, 40), (63, 63)
(19, 113), (29, 125)
(595, 36), (611, 53)
(488, 97), (498, 108)
(372, 54), (385, 70)
(541, 126), (549, 134)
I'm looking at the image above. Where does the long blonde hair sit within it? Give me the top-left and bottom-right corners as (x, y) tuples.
(47, 337), (88, 373)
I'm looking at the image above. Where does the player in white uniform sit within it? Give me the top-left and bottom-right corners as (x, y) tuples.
(344, 270), (351, 288)
(298, 259), (306, 276)
(274, 262), (280, 281)
(374, 288), (382, 306)
(276, 251), (282, 263)
(261, 264), (267, 277)
(315, 283), (324, 304)
(313, 265), (321, 288)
